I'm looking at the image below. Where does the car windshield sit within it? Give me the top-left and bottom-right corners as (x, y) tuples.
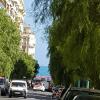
(0, 79), (4, 85)
(11, 82), (25, 87)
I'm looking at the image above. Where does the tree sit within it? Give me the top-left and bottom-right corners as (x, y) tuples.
(49, 0), (100, 88)
(0, 9), (20, 78)
(31, 0), (51, 23)
(10, 52), (37, 79)
(0, 9), (39, 79)
(0, 49), (13, 77)
(31, 0), (100, 88)
(33, 61), (40, 77)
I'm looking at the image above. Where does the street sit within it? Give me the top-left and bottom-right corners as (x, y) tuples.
(0, 90), (53, 100)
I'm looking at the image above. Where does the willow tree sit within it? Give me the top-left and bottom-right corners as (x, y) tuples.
(49, 0), (100, 88)
(0, 9), (20, 78)
(31, 0), (100, 88)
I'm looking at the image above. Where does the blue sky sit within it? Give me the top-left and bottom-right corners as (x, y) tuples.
(24, 0), (49, 66)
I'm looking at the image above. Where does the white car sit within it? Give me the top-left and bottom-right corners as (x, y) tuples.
(8, 80), (28, 98)
(33, 82), (45, 91)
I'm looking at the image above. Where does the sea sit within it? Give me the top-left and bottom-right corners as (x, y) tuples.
(37, 66), (50, 76)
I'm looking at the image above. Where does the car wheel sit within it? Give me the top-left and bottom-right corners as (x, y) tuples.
(24, 95), (27, 99)
(1, 89), (6, 96)
(1, 91), (4, 96)
(9, 91), (12, 98)
(23, 91), (27, 99)
(9, 94), (12, 98)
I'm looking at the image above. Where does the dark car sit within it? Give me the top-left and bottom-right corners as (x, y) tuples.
(60, 87), (100, 100)
(0, 77), (9, 96)
(73, 95), (100, 100)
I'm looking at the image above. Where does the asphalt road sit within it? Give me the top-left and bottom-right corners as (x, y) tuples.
(0, 90), (54, 100)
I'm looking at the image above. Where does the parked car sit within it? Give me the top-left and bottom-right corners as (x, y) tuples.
(52, 85), (64, 99)
(73, 95), (100, 100)
(33, 82), (45, 91)
(8, 80), (28, 98)
(60, 87), (100, 100)
(31, 78), (41, 88)
(0, 77), (9, 96)
(42, 80), (52, 92)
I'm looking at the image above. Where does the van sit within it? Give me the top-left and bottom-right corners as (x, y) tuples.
(8, 80), (28, 98)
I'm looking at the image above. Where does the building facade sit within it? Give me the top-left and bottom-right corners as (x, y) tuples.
(0, 0), (36, 59)
(0, 0), (24, 32)
(21, 24), (36, 59)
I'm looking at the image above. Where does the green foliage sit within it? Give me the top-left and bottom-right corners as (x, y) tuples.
(0, 49), (13, 77)
(10, 52), (36, 79)
(48, 0), (100, 88)
(0, 9), (20, 78)
(0, 9), (39, 79)
(33, 61), (40, 77)
(31, 0), (100, 88)
(31, 0), (51, 23)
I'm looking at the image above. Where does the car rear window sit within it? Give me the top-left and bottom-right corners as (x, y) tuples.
(11, 82), (25, 87)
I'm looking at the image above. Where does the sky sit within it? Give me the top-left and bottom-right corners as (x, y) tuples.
(24, 0), (49, 67)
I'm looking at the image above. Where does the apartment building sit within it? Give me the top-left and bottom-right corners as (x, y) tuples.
(21, 24), (36, 59)
(0, 0), (5, 8)
(0, 0), (24, 32)
(0, 0), (36, 59)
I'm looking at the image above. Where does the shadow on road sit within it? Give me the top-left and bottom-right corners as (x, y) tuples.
(28, 92), (52, 100)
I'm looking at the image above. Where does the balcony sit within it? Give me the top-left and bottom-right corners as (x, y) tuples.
(12, 0), (20, 5)
(0, 0), (6, 7)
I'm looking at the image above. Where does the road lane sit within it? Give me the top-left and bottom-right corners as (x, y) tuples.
(0, 90), (53, 100)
